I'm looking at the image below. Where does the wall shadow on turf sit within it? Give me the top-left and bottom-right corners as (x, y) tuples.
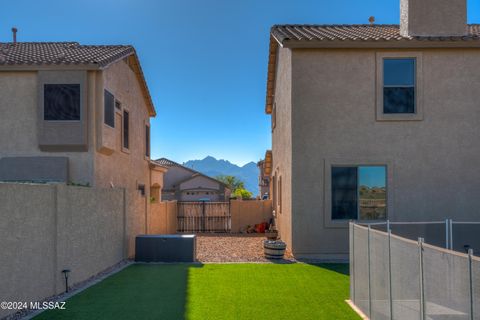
(303, 263), (350, 276)
(32, 263), (205, 320)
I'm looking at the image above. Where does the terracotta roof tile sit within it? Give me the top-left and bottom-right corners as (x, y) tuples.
(0, 42), (135, 67)
(271, 24), (480, 44)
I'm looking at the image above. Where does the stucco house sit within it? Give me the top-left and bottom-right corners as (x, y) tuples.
(0, 40), (166, 255)
(266, 0), (480, 260)
(155, 158), (230, 202)
(257, 150), (272, 199)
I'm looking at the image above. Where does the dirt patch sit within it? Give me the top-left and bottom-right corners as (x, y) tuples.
(196, 233), (295, 263)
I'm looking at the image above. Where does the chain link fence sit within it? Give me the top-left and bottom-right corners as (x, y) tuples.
(350, 222), (479, 320)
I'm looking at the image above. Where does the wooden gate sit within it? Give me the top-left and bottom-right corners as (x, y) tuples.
(177, 201), (231, 233)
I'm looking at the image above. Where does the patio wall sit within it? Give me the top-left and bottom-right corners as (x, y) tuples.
(230, 199), (273, 233)
(148, 200), (273, 234)
(149, 201), (177, 234)
(0, 183), (125, 319)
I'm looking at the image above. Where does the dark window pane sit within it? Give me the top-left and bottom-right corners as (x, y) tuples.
(145, 125), (150, 157)
(104, 90), (115, 127)
(383, 87), (415, 113)
(44, 84), (80, 121)
(384, 58), (415, 86)
(123, 110), (129, 149)
(359, 166), (386, 220)
(332, 167), (357, 220)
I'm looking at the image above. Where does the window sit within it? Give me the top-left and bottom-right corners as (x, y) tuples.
(104, 90), (115, 127)
(145, 125), (150, 157)
(383, 58), (415, 114)
(44, 84), (80, 121)
(123, 110), (129, 149)
(272, 174), (277, 212)
(272, 103), (277, 130)
(137, 184), (145, 196)
(278, 176), (282, 214)
(331, 166), (386, 220)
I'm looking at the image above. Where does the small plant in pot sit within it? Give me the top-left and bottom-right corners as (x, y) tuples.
(265, 227), (278, 240)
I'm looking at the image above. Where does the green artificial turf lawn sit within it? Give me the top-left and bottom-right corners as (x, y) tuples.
(34, 263), (359, 320)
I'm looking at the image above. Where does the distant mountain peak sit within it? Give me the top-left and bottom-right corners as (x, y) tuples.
(203, 155), (217, 161)
(183, 156), (259, 195)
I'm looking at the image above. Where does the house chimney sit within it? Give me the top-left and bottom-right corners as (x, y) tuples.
(369, 16), (375, 25)
(11, 27), (17, 43)
(400, 0), (467, 37)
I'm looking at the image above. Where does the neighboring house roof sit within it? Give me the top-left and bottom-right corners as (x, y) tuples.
(263, 150), (272, 177)
(0, 42), (155, 116)
(266, 24), (480, 113)
(154, 158), (182, 168)
(153, 158), (230, 190)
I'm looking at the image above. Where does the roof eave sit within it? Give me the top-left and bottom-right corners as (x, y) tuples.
(281, 39), (480, 49)
(265, 35), (279, 115)
(0, 63), (101, 71)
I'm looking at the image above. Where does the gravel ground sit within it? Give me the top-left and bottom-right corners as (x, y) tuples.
(196, 233), (295, 263)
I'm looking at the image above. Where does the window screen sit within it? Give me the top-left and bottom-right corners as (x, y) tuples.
(332, 166), (387, 220)
(44, 84), (80, 121)
(383, 58), (415, 114)
(145, 125), (150, 157)
(104, 90), (115, 127)
(123, 110), (129, 149)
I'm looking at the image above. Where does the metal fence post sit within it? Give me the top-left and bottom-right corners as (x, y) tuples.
(368, 225), (372, 319)
(445, 219), (449, 249)
(388, 228), (393, 320)
(468, 248), (474, 320)
(449, 219), (453, 250)
(351, 222), (356, 304)
(418, 237), (425, 320)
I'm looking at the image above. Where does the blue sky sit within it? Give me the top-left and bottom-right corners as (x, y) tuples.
(1, 0), (479, 166)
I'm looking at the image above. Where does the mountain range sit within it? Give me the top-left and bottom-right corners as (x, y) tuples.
(183, 156), (259, 195)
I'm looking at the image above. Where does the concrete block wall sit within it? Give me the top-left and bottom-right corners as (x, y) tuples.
(0, 183), (125, 319)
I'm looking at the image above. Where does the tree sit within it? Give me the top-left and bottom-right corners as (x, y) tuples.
(233, 188), (253, 200)
(216, 175), (252, 200)
(216, 175), (244, 192)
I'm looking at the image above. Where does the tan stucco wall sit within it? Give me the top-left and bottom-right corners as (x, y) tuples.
(0, 71), (94, 184)
(230, 200), (273, 233)
(179, 175), (219, 190)
(93, 59), (152, 256)
(149, 201), (178, 234)
(288, 47), (480, 259)
(0, 183), (125, 319)
(271, 47), (293, 250)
